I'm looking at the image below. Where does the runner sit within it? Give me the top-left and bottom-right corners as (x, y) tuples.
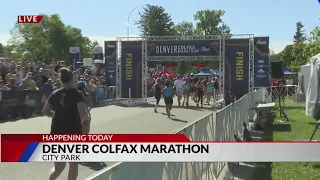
(77, 81), (93, 134)
(182, 78), (190, 106)
(163, 81), (174, 117)
(42, 68), (90, 180)
(206, 78), (213, 105)
(174, 75), (183, 106)
(190, 80), (196, 101)
(214, 77), (219, 100)
(152, 78), (162, 113)
(196, 78), (205, 108)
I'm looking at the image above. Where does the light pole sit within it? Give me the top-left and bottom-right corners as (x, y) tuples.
(126, 4), (148, 38)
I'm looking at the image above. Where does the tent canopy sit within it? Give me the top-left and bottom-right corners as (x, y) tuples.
(283, 69), (297, 75)
(196, 67), (220, 76)
(196, 72), (212, 76)
(163, 68), (177, 78)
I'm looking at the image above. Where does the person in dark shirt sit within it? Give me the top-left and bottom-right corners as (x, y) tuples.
(42, 68), (89, 180)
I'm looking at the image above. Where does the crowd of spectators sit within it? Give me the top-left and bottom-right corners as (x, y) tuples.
(0, 58), (107, 101)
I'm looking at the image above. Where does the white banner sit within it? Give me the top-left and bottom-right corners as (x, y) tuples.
(83, 58), (93, 66)
(28, 142), (320, 162)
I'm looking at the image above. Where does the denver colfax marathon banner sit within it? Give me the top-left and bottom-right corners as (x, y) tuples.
(225, 39), (249, 98)
(104, 41), (117, 86)
(93, 46), (103, 60)
(147, 40), (220, 57)
(121, 41), (142, 98)
(1, 134), (320, 162)
(69, 47), (80, 69)
(254, 37), (270, 87)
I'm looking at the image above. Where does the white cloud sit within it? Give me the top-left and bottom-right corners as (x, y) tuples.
(0, 33), (290, 54)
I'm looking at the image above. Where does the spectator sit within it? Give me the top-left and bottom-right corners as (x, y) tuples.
(6, 78), (18, 90)
(41, 79), (53, 95)
(25, 74), (38, 90)
(16, 65), (24, 85)
(53, 79), (62, 90)
(5, 67), (16, 83)
(18, 79), (28, 90)
(0, 79), (10, 90)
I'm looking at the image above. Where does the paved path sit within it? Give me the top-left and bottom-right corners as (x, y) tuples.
(0, 98), (214, 180)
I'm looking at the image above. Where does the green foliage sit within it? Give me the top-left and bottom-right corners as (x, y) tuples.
(173, 21), (197, 75)
(193, 10), (230, 35)
(5, 14), (97, 64)
(276, 21), (320, 72)
(135, 5), (175, 36)
(0, 43), (3, 56)
(136, 7), (230, 75)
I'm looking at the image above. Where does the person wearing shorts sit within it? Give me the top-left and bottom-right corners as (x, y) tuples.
(163, 81), (174, 117)
(196, 78), (205, 108)
(174, 76), (183, 106)
(182, 79), (190, 106)
(42, 68), (90, 180)
(152, 78), (162, 113)
(206, 79), (213, 105)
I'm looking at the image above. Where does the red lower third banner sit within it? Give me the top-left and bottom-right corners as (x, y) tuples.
(1, 134), (320, 163)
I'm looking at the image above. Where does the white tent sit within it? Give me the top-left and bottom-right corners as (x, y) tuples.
(306, 53), (320, 118)
(300, 63), (311, 94)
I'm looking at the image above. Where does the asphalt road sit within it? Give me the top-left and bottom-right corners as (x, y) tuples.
(0, 98), (213, 180)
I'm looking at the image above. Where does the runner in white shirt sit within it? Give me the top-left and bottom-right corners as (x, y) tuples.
(174, 76), (184, 106)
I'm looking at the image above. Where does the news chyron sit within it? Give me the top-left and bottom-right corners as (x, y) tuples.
(18, 15), (43, 23)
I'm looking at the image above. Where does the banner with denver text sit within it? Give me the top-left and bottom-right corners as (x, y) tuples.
(104, 41), (117, 86)
(121, 41), (142, 98)
(2, 134), (320, 162)
(147, 40), (220, 57)
(225, 39), (249, 98)
(69, 47), (80, 69)
(254, 37), (270, 87)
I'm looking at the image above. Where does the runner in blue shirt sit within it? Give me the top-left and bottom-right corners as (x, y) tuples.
(163, 81), (174, 117)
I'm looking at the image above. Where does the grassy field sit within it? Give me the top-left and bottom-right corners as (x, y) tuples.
(251, 100), (320, 180)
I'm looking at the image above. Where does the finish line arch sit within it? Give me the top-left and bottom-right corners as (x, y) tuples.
(115, 35), (254, 100)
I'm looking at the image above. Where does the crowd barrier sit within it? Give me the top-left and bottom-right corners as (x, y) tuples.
(0, 86), (119, 120)
(86, 88), (267, 180)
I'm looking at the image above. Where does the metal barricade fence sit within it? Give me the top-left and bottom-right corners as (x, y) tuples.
(86, 88), (267, 180)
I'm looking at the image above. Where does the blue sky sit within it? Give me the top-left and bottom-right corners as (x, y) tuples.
(0, 0), (319, 53)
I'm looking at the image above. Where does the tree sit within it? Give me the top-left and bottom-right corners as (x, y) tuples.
(136, 5), (175, 36)
(8, 14), (97, 64)
(289, 21), (307, 71)
(279, 45), (294, 67)
(136, 5), (176, 69)
(303, 26), (320, 60)
(270, 53), (281, 62)
(0, 43), (3, 56)
(172, 21), (196, 74)
(173, 21), (194, 36)
(193, 10), (230, 35)
(293, 21), (306, 44)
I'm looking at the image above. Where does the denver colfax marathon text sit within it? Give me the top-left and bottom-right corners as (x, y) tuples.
(41, 135), (209, 161)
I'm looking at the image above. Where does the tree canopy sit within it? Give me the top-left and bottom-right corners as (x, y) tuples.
(2, 14), (99, 65)
(270, 21), (320, 72)
(135, 5), (230, 74)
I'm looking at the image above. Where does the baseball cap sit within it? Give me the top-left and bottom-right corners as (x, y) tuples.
(77, 81), (86, 90)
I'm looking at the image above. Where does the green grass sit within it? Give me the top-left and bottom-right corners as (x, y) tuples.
(251, 100), (320, 180)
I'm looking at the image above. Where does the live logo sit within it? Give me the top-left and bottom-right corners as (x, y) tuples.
(18, 15), (43, 23)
